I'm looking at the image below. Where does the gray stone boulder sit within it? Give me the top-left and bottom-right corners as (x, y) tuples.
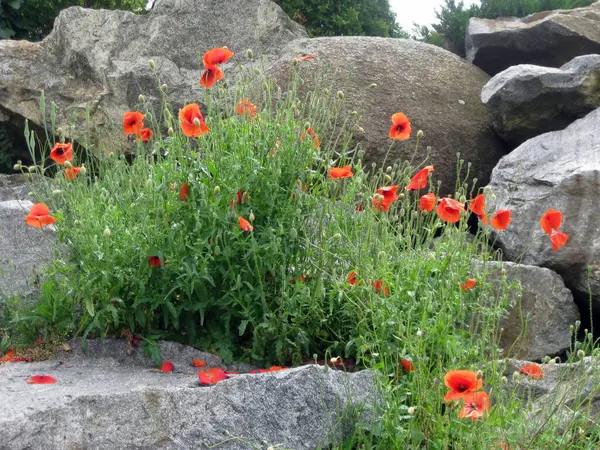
(0, 0), (306, 159)
(480, 261), (579, 360)
(0, 173), (31, 201)
(0, 199), (55, 300)
(0, 339), (376, 449)
(266, 37), (506, 194)
(482, 55), (600, 145)
(466, 1), (600, 76)
(486, 107), (600, 303)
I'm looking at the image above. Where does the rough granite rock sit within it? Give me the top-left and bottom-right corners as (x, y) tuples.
(0, 199), (55, 300)
(0, 173), (32, 201)
(466, 1), (600, 76)
(266, 37), (506, 194)
(486, 107), (600, 304)
(0, 339), (376, 450)
(480, 261), (579, 360)
(482, 55), (600, 145)
(0, 0), (306, 159)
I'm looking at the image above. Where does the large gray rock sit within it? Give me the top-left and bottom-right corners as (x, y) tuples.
(266, 37), (506, 194)
(481, 261), (579, 360)
(0, 199), (55, 300)
(486, 107), (600, 302)
(0, 173), (31, 201)
(482, 55), (600, 145)
(466, 2), (600, 76)
(0, 339), (376, 449)
(0, 0), (306, 159)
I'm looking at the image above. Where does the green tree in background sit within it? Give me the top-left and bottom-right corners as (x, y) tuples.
(1, 0), (145, 41)
(416, 0), (597, 56)
(275, 0), (408, 38)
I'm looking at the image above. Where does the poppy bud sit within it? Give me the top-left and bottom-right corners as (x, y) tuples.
(289, 228), (298, 240)
(148, 59), (155, 69)
(337, 90), (344, 100)
(384, 174), (392, 182)
(28, 165), (38, 173)
(417, 130), (424, 138)
(332, 233), (341, 240)
(386, 166), (392, 173)
(378, 251), (386, 259)
(52, 189), (62, 196)
(292, 59), (298, 66)
(213, 185), (221, 194)
(161, 84), (168, 92)
(262, 82), (269, 90)
(193, 118), (201, 127)
(416, 330), (423, 337)
(577, 349), (585, 358)
(459, 195), (466, 203)
(570, 324), (574, 331)
(80, 165), (86, 175)
(369, 83), (377, 88)
(350, 110), (358, 116)
(246, 49), (254, 59)
(13, 163), (22, 171)
(330, 356), (339, 364)
(575, 320), (581, 329)
(103, 227), (111, 238)
(512, 371), (520, 381)
(108, 152), (115, 158)
(214, 245), (221, 256)
(295, 208), (302, 215)
(358, 127), (364, 133)
(542, 356), (550, 363)
(138, 94), (145, 102)
(408, 407), (416, 415)
(168, 127), (174, 136)
(476, 370), (483, 379)
(98, 105), (102, 110)
(146, 113), (152, 120)
(304, 122), (311, 131)
(501, 376), (508, 384)
(64, 160), (72, 168)
(249, 211), (255, 222)
(549, 358), (556, 366)
(145, 178), (153, 188)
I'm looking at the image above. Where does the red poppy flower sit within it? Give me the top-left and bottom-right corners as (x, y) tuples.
(64, 166), (81, 180)
(35, 336), (44, 345)
(419, 192), (436, 212)
(491, 209), (511, 231)
(355, 204), (364, 212)
(347, 271), (358, 286)
(229, 190), (249, 206)
(192, 358), (206, 368)
(469, 194), (486, 217)
(388, 112), (412, 140)
(460, 278), (476, 291)
(235, 99), (257, 119)
(239, 216), (254, 232)
(123, 111), (145, 137)
(198, 367), (227, 385)
(179, 104), (209, 138)
(520, 363), (544, 379)
(202, 47), (234, 67)
(0, 349), (15, 363)
(436, 198), (465, 223)
(540, 209), (562, 235)
(401, 358), (415, 372)
(406, 166), (434, 191)
(329, 166), (353, 179)
(268, 366), (287, 372)
(295, 52), (317, 61)
(179, 182), (189, 202)
(50, 142), (73, 165)
(160, 361), (174, 373)
(25, 203), (56, 228)
(370, 280), (389, 297)
(443, 370), (482, 401)
(148, 256), (167, 267)
(301, 128), (320, 149)
(200, 64), (224, 88)
(140, 128), (153, 142)
(550, 231), (568, 252)
(372, 185), (399, 212)
(25, 375), (57, 384)
(458, 391), (490, 420)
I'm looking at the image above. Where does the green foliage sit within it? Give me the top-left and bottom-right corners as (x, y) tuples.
(416, 0), (597, 56)
(1, 0), (146, 41)
(275, 0), (408, 38)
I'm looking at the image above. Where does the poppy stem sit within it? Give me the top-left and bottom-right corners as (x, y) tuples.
(380, 142), (395, 171)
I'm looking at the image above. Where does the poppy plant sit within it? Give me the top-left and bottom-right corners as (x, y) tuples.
(148, 256), (167, 267)
(520, 363), (544, 379)
(230, 190), (249, 206)
(64, 166), (81, 180)
(540, 209), (563, 235)
(460, 278), (476, 291)
(388, 112), (412, 140)
(235, 99), (257, 119)
(202, 47), (234, 66)
(372, 185), (399, 212)
(123, 111), (145, 137)
(301, 127), (320, 149)
(443, 370), (482, 401)
(238, 216), (254, 232)
(198, 367), (227, 385)
(179, 182), (189, 202)
(458, 391), (490, 420)
(491, 209), (512, 231)
(419, 193), (436, 212)
(179, 103), (209, 138)
(406, 166), (434, 191)
(200, 64), (224, 88)
(436, 198), (465, 223)
(25, 375), (57, 384)
(192, 358), (206, 368)
(140, 128), (153, 142)
(347, 271), (358, 286)
(401, 358), (415, 372)
(329, 166), (353, 179)
(550, 231), (568, 252)
(160, 361), (174, 373)
(370, 280), (389, 297)
(50, 142), (73, 165)
(25, 203), (56, 228)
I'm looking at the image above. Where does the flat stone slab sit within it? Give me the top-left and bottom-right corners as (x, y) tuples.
(0, 340), (376, 449)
